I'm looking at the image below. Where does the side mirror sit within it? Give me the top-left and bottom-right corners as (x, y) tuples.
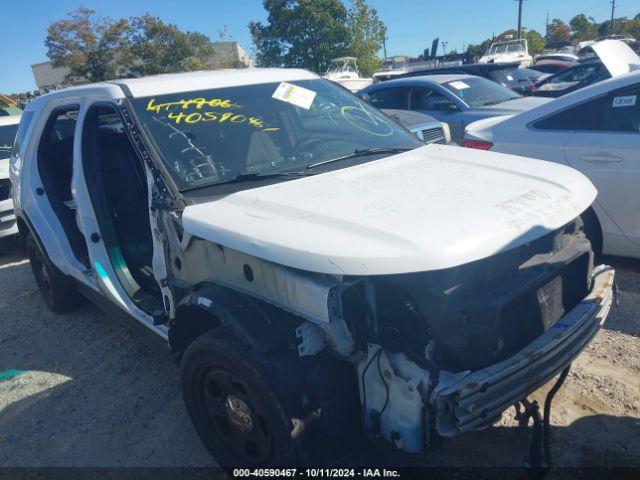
(433, 101), (457, 112)
(359, 92), (372, 103)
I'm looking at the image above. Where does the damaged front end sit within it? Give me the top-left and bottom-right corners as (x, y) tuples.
(327, 219), (614, 454)
(165, 207), (614, 457)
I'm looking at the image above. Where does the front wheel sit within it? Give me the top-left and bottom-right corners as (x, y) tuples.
(180, 328), (298, 467)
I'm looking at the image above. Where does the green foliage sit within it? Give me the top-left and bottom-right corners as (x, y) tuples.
(569, 14), (597, 42)
(130, 14), (215, 76)
(526, 30), (545, 54)
(346, 0), (386, 76)
(250, 0), (350, 72)
(250, 0), (387, 75)
(45, 8), (216, 82)
(45, 8), (133, 83)
(547, 19), (572, 43)
(598, 16), (640, 38)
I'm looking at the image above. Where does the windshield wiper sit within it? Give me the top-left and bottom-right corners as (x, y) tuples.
(210, 170), (316, 187)
(306, 147), (414, 169)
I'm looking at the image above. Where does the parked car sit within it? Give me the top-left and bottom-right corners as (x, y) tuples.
(464, 68), (640, 259)
(533, 59), (610, 97)
(0, 114), (21, 250)
(359, 74), (550, 142)
(530, 59), (576, 76)
(397, 62), (539, 96)
(534, 39), (640, 97)
(382, 108), (451, 144)
(12, 68), (614, 467)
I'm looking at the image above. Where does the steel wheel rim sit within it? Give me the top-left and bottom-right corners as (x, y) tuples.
(198, 366), (274, 464)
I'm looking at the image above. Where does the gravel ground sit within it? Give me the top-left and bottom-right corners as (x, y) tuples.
(0, 243), (639, 468)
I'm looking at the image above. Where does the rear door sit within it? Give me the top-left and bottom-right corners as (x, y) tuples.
(563, 83), (640, 245)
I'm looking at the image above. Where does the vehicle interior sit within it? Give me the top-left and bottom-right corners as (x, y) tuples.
(82, 104), (162, 314)
(37, 106), (90, 267)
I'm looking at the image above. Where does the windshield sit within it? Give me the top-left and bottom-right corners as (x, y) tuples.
(537, 62), (607, 90)
(487, 41), (525, 56)
(441, 77), (520, 107)
(131, 79), (421, 191)
(0, 123), (18, 160)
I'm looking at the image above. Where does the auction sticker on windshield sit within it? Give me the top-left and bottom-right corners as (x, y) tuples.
(272, 82), (317, 109)
(449, 81), (470, 90)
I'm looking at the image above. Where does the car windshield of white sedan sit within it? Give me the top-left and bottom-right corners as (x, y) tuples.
(131, 79), (421, 190)
(442, 77), (520, 107)
(0, 124), (19, 160)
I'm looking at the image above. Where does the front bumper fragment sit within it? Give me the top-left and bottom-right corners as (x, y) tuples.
(433, 265), (615, 436)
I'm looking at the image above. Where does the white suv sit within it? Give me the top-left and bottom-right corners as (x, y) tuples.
(11, 68), (614, 467)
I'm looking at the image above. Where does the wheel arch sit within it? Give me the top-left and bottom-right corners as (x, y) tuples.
(169, 284), (301, 364)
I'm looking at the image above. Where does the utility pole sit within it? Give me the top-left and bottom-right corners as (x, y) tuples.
(516, 0), (524, 39)
(382, 35), (388, 62)
(610, 0), (616, 36)
(545, 12), (549, 42)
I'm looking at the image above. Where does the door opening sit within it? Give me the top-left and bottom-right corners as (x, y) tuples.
(37, 106), (89, 267)
(82, 104), (162, 314)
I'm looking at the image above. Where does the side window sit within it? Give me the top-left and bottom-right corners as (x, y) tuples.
(600, 86), (640, 132)
(409, 87), (453, 111)
(535, 84), (640, 133)
(368, 88), (408, 109)
(534, 96), (608, 131)
(11, 110), (34, 160)
(38, 106), (79, 204)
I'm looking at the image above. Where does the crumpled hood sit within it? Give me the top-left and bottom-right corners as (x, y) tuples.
(182, 145), (596, 275)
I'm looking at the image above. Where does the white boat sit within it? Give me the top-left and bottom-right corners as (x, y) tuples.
(324, 57), (373, 92)
(478, 39), (533, 67)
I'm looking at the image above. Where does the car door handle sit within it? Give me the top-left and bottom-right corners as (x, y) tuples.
(580, 154), (623, 163)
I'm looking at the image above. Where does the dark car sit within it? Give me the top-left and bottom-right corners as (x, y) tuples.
(397, 62), (538, 95)
(530, 60), (576, 76)
(533, 59), (610, 97)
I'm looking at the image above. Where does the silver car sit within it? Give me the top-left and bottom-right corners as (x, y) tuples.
(361, 74), (550, 142)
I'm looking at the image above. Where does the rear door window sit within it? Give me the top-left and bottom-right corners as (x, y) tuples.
(534, 84), (640, 132)
(368, 87), (410, 109)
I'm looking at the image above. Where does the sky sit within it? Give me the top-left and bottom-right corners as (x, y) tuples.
(1, 0), (638, 93)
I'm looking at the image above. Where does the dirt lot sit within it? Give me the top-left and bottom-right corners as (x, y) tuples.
(1, 242), (639, 468)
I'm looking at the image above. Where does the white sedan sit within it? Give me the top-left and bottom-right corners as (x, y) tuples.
(463, 44), (640, 259)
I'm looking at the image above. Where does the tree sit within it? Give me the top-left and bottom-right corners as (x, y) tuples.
(547, 19), (572, 43)
(346, 0), (386, 76)
(45, 8), (132, 83)
(526, 29), (545, 54)
(249, 0), (350, 72)
(130, 14), (215, 76)
(569, 14), (597, 42)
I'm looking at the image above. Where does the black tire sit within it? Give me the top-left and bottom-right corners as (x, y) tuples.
(26, 232), (84, 313)
(180, 327), (298, 467)
(581, 210), (603, 262)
